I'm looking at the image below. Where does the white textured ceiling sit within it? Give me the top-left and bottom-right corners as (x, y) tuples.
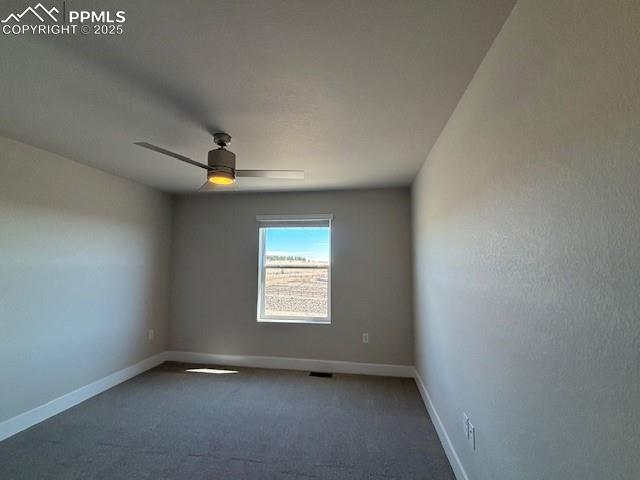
(0, 0), (515, 192)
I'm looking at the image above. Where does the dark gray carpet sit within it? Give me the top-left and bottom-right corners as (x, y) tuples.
(0, 362), (455, 479)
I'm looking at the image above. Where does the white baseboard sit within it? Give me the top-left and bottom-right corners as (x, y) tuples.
(0, 352), (167, 443)
(166, 350), (414, 378)
(413, 368), (470, 480)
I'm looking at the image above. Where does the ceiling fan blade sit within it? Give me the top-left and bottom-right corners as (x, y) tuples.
(198, 180), (216, 192)
(236, 170), (304, 179)
(134, 142), (212, 170)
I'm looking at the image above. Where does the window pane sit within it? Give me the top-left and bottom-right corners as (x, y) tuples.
(262, 226), (330, 320)
(264, 267), (328, 317)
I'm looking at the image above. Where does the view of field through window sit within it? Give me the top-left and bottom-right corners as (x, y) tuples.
(262, 226), (330, 319)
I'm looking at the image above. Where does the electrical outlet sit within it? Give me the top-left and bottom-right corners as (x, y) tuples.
(148, 329), (155, 340)
(362, 333), (369, 343)
(464, 413), (470, 439)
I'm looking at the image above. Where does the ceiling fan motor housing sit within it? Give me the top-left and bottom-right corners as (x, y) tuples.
(208, 147), (236, 173)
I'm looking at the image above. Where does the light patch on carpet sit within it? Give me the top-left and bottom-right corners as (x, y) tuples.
(185, 368), (238, 375)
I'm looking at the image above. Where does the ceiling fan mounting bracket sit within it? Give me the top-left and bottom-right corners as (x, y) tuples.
(213, 132), (232, 148)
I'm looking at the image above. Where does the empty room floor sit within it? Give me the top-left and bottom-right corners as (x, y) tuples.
(0, 363), (454, 480)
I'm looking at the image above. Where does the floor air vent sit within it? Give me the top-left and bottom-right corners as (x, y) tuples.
(309, 371), (333, 378)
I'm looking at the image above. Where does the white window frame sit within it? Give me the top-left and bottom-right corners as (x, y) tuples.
(256, 214), (332, 324)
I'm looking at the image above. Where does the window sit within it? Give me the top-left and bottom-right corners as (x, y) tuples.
(256, 215), (332, 324)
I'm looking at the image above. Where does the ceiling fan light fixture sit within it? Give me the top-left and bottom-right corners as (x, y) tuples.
(208, 168), (236, 185)
(134, 132), (304, 190)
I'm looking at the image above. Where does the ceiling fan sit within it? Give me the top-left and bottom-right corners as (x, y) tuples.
(134, 133), (304, 188)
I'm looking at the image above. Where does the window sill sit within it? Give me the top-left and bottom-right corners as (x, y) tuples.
(257, 318), (331, 325)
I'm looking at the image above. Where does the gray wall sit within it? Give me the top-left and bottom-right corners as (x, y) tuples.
(170, 189), (413, 365)
(0, 136), (172, 423)
(412, 1), (640, 479)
